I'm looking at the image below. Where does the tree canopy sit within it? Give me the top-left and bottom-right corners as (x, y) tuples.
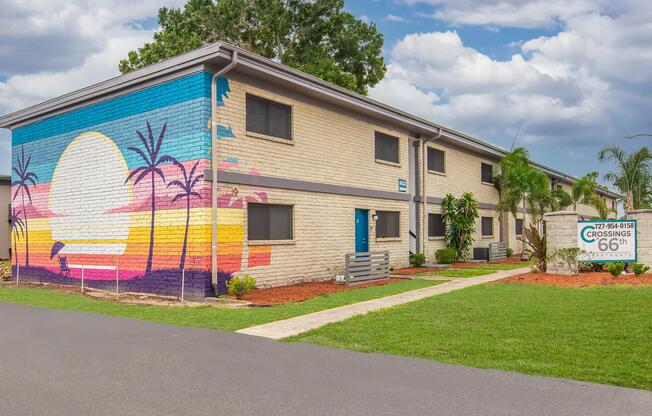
(598, 146), (652, 210)
(119, 0), (386, 95)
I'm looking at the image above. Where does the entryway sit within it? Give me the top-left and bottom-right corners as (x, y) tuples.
(355, 209), (369, 253)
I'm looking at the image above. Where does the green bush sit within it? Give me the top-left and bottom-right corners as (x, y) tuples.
(227, 274), (256, 299)
(632, 263), (650, 276)
(606, 262), (626, 277)
(435, 248), (456, 264)
(409, 253), (426, 267)
(506, 248), (514, 258)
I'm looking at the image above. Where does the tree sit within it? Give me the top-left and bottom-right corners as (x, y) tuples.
(598, 146), (652, 210)
(11, 145), (38, 267)
(591, 196), (614, 220)
(551, 186), (572, 210)
(167, 160), (204, 270)
(570, 172), (599, 211)
(494, 147), (554, 222)
(119, 0), (386, 95)
(10, 208), (25, 269)
(441, 193), (479, 261)
(125, 121), (177, 274)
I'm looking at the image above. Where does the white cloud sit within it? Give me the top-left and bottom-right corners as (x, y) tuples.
(385, 14), (410, 23)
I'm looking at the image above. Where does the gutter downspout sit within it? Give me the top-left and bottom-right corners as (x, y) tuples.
(421, 127), (443, 254)
(211, 48), (239, 285)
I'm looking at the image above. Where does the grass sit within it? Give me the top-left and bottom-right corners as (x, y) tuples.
(287, 283), (652, 391)
(417, 262), (528, 278)
(0, 279), (442, 332)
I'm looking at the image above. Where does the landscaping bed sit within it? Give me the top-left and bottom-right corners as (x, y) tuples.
(243, 278), (407, 305)
(499, 272), (652, 287)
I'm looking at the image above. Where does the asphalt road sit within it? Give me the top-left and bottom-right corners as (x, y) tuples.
(1, 302), (651, 416)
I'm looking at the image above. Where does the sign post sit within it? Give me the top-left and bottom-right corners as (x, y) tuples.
(577, 220), (637, 262)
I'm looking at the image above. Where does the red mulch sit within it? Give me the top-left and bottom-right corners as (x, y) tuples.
(242, 278), (407, 305)
(498, 272), (652, 287)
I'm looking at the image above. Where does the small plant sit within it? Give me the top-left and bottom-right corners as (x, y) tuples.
(409, 253), (426, 267)
(549, 247), (584, 275)
(607, 262), (626, 277)
(518, 224), (546, 272)
(0, 262), (11, 281)
(227, 274), (256, 299)
(506, 248), (514, 258)
(435, 248), (456, 264)
(632, 263), (650, 276)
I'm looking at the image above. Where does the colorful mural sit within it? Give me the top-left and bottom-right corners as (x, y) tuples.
(11, 72), (274, 298)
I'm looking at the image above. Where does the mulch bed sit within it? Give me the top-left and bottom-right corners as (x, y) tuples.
(242, 278), (407, 305)
(498, 272), (652, 287)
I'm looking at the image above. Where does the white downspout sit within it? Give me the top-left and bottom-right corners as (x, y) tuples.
(211, 48), (238, 285)
(421, 128), (443, 254)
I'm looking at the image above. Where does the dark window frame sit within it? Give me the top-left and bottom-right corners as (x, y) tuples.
(481, 162), (494, 184)
(481, 216), (494, 236)
(515, 218), (524, 236)
(374, 132), (400, 164)
(246, 94), (292, 140)
(428, 213), (445, 237)
(247, 203), (294, 241)
(427, 147), (446, 174)
(376, 210), (400, 238)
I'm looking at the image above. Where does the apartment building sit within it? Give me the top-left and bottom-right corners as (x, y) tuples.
(0, 42), (619, 298)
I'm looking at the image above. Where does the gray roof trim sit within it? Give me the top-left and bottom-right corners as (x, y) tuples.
(0, 41), (621, 199)
(0, 175), (10, 186)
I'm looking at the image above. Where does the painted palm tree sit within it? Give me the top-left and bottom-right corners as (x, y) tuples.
(12, 145), (38, 267)
(125, 121), (176, 274)
(10, 208), (25, 269)
(167, 160), (203, 270)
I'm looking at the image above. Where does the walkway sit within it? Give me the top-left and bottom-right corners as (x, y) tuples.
(237, 266), (530, 339)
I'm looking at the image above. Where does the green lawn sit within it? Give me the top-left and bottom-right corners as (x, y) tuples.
(417, 262), (527, 278)
(287, 283), (652, 391)
(0, 279), (442, 332)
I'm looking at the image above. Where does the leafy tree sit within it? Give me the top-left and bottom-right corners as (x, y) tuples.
(119, 0), (386, 95)
(551, 186), (572, 210)
(598, 146), (652, 210)
(494, 147), (554, 222)
(441, 193), (479, 261)
(570, 172), (599, 211)
(591, 195), (614, 219)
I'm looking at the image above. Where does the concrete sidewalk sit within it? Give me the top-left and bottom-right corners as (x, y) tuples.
(237, 266), (530, 339)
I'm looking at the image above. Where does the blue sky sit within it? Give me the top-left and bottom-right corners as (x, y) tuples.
(2, 0), (652, 192)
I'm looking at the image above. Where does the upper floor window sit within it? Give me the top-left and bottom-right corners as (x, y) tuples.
(427, 147), (445, 173)
(248, 203), (293, 240)
(246, 94), (292, 140)
(376, 211), (400, 238)
(481, 162), (494, 184)
(375, 132), (399, 164)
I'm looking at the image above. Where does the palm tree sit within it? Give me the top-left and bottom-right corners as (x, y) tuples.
(591, 196), (615, 220)
(125, 121), (176, 274)
(11, 145), (38, 267)
(10, 208), (25, 269)
(570, 172), (599, 211)
(167, 160), (203, 270)
(598, 146), (652, 210)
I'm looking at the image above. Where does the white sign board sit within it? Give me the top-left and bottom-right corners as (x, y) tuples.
(577, 220), (637, 263)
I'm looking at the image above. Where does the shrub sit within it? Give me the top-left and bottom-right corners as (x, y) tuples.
(506, 248), (514, 258)
(518, 224), (546, 272)
(0, 262), (11, 281)
(435, 248), (456, 264)
(214, 270), (233, 296)
(409, 253), (426, 267)
(549, 247), (584, 275)
(441, 192), (480, 261)
(607, 262), (626, 277)
(227, 274), (256, 299)
(632, 263), (650, 276)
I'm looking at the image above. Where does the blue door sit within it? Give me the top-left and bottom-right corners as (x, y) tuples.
(355, 209), (369, 253)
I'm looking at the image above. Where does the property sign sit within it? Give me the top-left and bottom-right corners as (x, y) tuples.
(577, 220), (637, 262)
(398, 179), (407, 193)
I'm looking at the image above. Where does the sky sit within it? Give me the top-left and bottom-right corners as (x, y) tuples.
(2, 0), (652, 193)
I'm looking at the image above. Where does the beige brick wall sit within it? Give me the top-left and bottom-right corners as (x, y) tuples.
(221, 184), (409, 287)
(544, 211), (579, 275)
(626, 210), (652, 266)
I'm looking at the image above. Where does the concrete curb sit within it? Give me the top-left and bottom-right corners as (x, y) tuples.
(236, 267), (530, 340)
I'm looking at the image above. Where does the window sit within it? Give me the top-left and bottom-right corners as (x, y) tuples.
(515, 218), (524, 236)
(248, 203), (293, 240)
(481, 216), (494, 236)
(427, 147), (445, 173)
(428, 213), (445, 237)
(612, 200), (616, 210)
(376, 211), (400, 238)
(375, 132), (399, 164)
(481, 163), (494, 183)
(246, 94), (291, 140)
